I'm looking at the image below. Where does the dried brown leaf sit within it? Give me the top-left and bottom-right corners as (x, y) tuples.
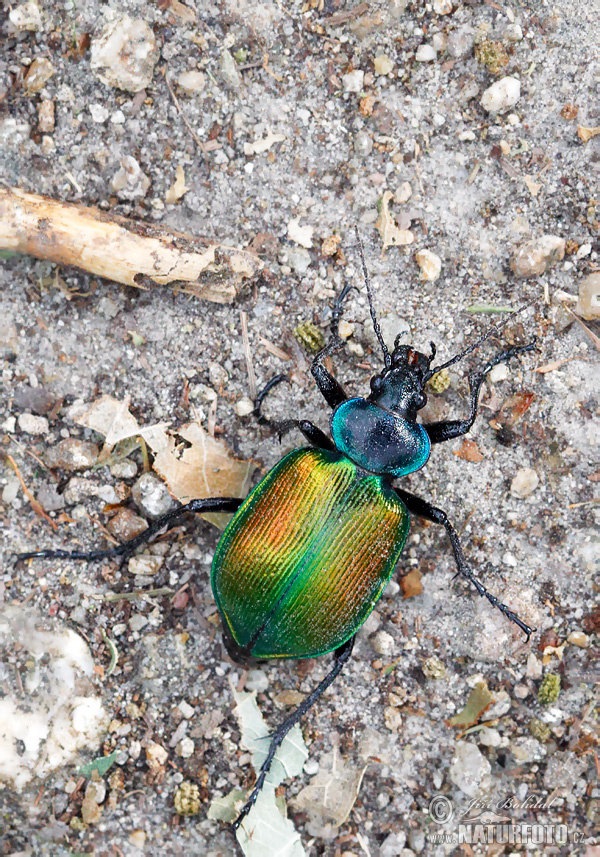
(375, 191), (414, 256)
(448, 681), (494, 729)
(150, 420), (255, 528)
(165, 165), (189, 204)
(453, 439), (485, 462)
(400, 567), (422, 599)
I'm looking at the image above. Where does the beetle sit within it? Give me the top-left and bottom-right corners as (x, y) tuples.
(18, 240), (536, 830)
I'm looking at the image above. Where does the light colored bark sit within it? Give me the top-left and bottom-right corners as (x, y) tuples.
(0, 187), (263, 303)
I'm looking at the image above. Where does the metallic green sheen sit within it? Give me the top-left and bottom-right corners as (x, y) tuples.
(211, 448), (409, 660)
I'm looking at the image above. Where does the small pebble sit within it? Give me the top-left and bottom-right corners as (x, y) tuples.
(422, 655), (446, 679)
(354, 129), (373, 156)
(415, 44), (436, 62)
(89, 104), (109, 123)
(219, 50), (241, 90)
(110, 459), (137, 479)
(234, 397), (255, 417)
(128, 554), (164, 576)
(45, 439), (99, 471)
(132, 472), (178, 519)
(576, 273), (600, 319)
(179, 701), (195, 719)
(18, 413), (49, 435)
(177, 70), (205, 95)
(449, 742), (491, 796)
(208, 361), (228, 389)
(480, 76), (521, 114)
(37, 100), (55, 133)
(415, 249), (442, 282)
(342, 70), (364, 92)
(395, 182), (412, 204)
(567, 630), (589, 648)
(370, 630), (395, 656)
(107, 508), (148, 541)
(379, 833), (407, 856)
(9, 1), (42, 31)
(479, 726), (501, 747)
(374, 55), (394, 75)
(488, 363), (509, 383)
(287, 247), (312, 274)
(245, 669), (269, 693)
(287, 218), (314, 249)
(129, 831), (146, 849)
(486, 690), (511, 719)
(514, 684), (530, 699)
(129, 614), (148, 632)
(511, 235), (566, 278)
(510, 736), (546, 763)
(110, 156), (150, 200)
(338, 320), (354, 339)
(384, 706), (403, 731)
(511, 467), (540, 498)
(176, 737), (195, 759)
(433, 0), (453, 13)
(24, 58), (55, 95)
(447, 27), (475, 58)
(91, 16), (159, 92)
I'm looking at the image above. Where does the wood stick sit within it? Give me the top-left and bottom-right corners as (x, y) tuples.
(0, 187), (263, 304)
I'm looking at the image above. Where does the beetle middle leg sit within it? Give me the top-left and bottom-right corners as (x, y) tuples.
(254, 376), (335, 450)
(424, 340), (537, 444)
(394, 487), (535, 640)
(15, 497), (243, 564)
(233, 635), (355, 831)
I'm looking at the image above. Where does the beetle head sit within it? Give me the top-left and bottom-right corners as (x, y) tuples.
(368, 340), (436, 418)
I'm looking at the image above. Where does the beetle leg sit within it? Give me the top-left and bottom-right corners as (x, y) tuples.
(233, 636), (355, 831)
(424, 340), (537, 444)
(310, 283), (356, 409)
(253, 376), (335, 449)
(15, 497), (243, 564)
(394, 488), (536, 641)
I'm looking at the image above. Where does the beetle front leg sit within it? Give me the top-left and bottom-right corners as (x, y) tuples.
(394, 488), (535, 640)
(424, 340), (537, 444)
(16, 497), (243, 564)
(233, 635), (355, 831)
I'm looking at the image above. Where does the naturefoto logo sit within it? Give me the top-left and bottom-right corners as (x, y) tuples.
(426, 795), (587, 847)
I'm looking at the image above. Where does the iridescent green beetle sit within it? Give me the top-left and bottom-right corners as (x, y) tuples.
(18, 240), (536, 829)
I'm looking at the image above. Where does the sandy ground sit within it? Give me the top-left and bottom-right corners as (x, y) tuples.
(0, 0), (598, 855)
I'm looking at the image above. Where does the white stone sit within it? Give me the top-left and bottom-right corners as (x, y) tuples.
(449, 742), (491, 796)
(415, 249), (442, 282)
(415, 44), (437, 62)
(91, 16), (159, 93)
(89, 104), (109, 123)
(576, 273), (600, 319)
(287, 217), (314, 249)
(177, 70), (206, 95)
(488, 363), (509, 383)
(479, 726), (501, 747)
(511, 235), (565, 278)
(342, 70), (364, 92)
(505, 23), (523, 41)
(576, 243), (591, 259)
(110, 156), (150, 200)
(395, 181), (412, 203)
(511, 468), (539, 498)
(370, 630), (395, 656)
(374, 55), (394, 75)
(433, 0), (453, 13)
(245, 669), (269, 693)
(18, 413), (48, 434)
(176, 737), (195, 758)
(9, 1), (42, 31)
(234, 397), (255, 417)
(179, 701), (195, 718)
(480, 76), (521, 114)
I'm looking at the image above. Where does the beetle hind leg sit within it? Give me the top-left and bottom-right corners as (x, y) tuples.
(394, 488), (535, 641)
(15, 497), (243, 565)
(233, 636), (355, 831)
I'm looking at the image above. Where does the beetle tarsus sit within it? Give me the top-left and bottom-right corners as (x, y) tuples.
(233, 636), (355, 832)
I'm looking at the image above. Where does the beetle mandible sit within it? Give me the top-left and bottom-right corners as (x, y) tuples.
(18, 236), (537, 829)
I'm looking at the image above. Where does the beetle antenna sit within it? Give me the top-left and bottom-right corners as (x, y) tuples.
(427, 300), (535, 377)
(355, 226), (392, 369)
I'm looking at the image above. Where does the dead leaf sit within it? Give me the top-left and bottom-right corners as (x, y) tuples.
(243, 128), (286, 156)
(165, 165), (189, 204)
(149, 420), (255, 528)
(291, 747), (367, 827)
(400, 568), (422, 599)
(490, 391), (535, 429)
(523, 174), (542, 197)
(448, 682), (494, 729)
(375, 190), (414, 256)
(75, 395), (169, 450)
(453, 439), (485, 462)
(577, 125), (600, 143)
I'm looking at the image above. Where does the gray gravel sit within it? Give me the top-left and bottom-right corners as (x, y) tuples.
(1, 0), (598, 855)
